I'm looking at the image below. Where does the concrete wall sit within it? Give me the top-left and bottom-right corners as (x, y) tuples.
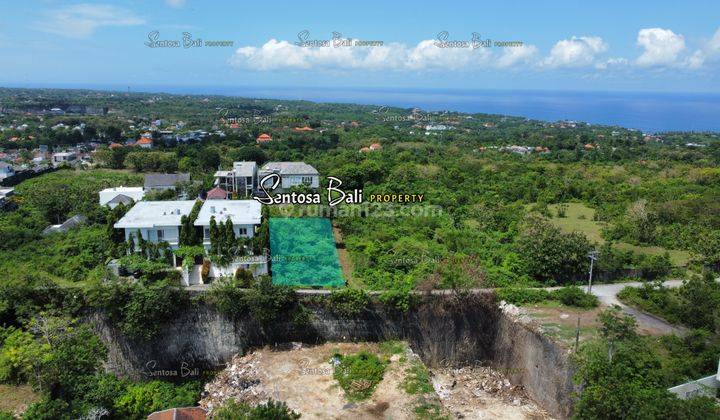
(668, 375), (719, 399)
(89, 293), (578, 418)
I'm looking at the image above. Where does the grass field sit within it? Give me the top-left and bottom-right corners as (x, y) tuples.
(546, 203), (690, 266)
(269, 217), (345, 287)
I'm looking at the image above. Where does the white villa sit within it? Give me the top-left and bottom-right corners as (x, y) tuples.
(52, 151), (77, 166)
(214, 161), (320, 196)
(213, 161), (257, 197)
(194, 200), (262, 248)
(114, 200), (196, 249)
(114, 199), (267, 284)
(258, 161), (320, 191)
(99, 186), (146, 208)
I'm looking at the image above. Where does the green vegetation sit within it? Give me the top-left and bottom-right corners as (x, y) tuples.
(553, 285), (600, 308)
(210, 399), (301, 420)
(401, 361), (448, 419)
(401, 362), (434, 395)
(88, 278), (190, 341)
(332, 351), (387, 401)
(546, 202), (691, 266)
(326, 288), (370, 317)
(205, 276), (301, 328)
(573, 306), (720, 419)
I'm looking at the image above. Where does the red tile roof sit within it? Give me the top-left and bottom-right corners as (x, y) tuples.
(293, 126), (314, 132)
(136, 137), (153, 145)
(256, 133), (272, 142)
(206, 186), (229, 199)
(147, 407), (206, 420)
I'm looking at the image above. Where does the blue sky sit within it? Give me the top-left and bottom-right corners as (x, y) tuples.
(1, 0), (719, 93)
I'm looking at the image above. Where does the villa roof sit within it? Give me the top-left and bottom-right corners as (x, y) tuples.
(206, 187), (228, 200)
(259, 161), (319, 176)
(99, 186), (145, 206)
(114, 200), (196, 229)
(147, 407), (206, 420)
(144, 173), (190, 189)
(232, 161), (257, 177)
(107, 194), (135, 206)
(194, 200), (261, 227)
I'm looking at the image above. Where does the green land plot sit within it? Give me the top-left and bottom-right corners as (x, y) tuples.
(546, 203), (690, 266)
(269, 217), (345, 287)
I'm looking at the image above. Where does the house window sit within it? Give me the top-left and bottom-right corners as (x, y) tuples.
(157, 229), (164, 240)
(301, 176), (313, 185)
(204, 228), (210, 239)
(238, 227), (248, 236)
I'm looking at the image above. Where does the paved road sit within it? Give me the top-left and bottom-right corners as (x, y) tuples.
(585, 280), (687, 336)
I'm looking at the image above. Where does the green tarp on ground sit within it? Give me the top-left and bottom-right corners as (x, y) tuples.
(269, 217), (345, 287)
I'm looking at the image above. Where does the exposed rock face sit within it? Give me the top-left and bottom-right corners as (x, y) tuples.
(89, 293), (578, 418)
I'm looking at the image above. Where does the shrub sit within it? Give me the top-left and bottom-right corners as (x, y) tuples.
(378, 288), (417, 313)
(333, 351), (386, 401)
(553, 286), (599, 308)
(327, 288), (370, 317)
(22, 397), (69, 420)
(120, 281), (190, 340)
(211, 399), (300, 420)
(206, 278), (248, 319)
(242, 277), (297, 326)
(88, 279), (190, 341)
(401, 361), (434, 395)
(638, 253), (673, 280)
(115, 380), (201, 419)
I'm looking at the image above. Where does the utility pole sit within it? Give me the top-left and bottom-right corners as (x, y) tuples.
(587, 250), (598, 294)
(574, 315), (581, 352)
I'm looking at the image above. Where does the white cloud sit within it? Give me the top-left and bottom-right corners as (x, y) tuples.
(165, 0), (186, 8)
(406, 40), (492, 70)
(684, 27), (720, 69)
(496, 45), (538, 68)
(595, 57), (629, 70)
(541, 36), (608, 68)
(636, 28), (685, 67)
(36, 4), (144, 38)
(227, 29), (720, 74)
(229, 38), (494, 71)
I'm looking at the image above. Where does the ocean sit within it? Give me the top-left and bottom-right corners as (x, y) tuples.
(219, 87), (720, 134)
(7, 84), (720, 133)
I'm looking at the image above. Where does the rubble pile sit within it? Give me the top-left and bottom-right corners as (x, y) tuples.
(199, 352), (269, 413)
(432, 365), (553, 419)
